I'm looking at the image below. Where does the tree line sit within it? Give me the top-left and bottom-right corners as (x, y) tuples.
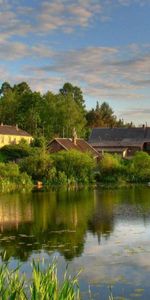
(0, 81), (132, 140)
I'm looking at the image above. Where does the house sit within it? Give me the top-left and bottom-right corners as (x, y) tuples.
(0, 124), (33, 148)
(89, 127), (150, 157)
(48, 128), (99, 159)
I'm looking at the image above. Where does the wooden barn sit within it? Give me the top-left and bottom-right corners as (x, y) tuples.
(89, 127), (150, 157)
(48, 129), (99, 159)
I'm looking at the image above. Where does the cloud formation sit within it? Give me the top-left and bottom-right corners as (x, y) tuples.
(1, 0), (149, 39)
(33, 44), (150, 101)
(0, 0), (150, 124)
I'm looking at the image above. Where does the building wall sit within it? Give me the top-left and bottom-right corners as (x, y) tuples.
(0, 134), (32, 148)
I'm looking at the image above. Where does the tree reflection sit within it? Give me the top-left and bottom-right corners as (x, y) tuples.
(0, 186), (150, 262)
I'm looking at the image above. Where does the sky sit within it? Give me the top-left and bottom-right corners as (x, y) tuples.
(0, 0), (150, 125)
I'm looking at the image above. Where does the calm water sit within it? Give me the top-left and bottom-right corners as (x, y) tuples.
(0, 186), (150, 299)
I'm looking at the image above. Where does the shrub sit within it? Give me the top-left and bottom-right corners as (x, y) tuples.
(19, 149), (53, 181)
(0, 162), (33, 192)
(98, 153), (123, 182)
(52, 150), (96, 184)
(129, 151), (150, 182)
(0, 139), (31, 161)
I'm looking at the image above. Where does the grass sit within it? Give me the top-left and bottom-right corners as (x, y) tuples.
(0, 260), (80, 300)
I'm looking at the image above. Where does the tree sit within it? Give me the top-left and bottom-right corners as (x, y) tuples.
(59, 82), (85, 112)
(16, 91), (42, 135)
(56, 93), (86, 137)
(0, 82), (12, 96)
(86, 101), (117, 128)
(13, 82), (31, 95)
(0, 89), (19, 124)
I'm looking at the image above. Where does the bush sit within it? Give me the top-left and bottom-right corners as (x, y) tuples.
(0, 139), (31, 161)
(98, 153), (123, 182)
(52, 150), (96, 184)
(0, 162), (33, 192)
(31, 136), (47, 148)
(19, 149), (53, 181)
(129, 151), (150, 182)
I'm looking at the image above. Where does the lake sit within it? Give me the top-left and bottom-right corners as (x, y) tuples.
(0, 186), (150, 299)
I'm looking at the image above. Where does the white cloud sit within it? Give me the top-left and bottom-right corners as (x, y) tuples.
(34, 44), (150, 99)
(0, 40), (53, 61)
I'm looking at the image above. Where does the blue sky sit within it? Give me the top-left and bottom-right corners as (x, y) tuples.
(0, 0), (150, 125)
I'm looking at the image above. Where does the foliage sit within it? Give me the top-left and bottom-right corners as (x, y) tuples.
(97, 151), (150, 183)
(0, 81), (86, 139)
(128, 151), (150, 182)
(0, 139), (32, 161)
(86, 101), (117, 128)
(86, 101), (134, 128)
(0, 260), (80, 300)
(97, 153), (126, 183)
(0, 162), (33, 192)
(59, 82), (85, 113)
(31, 136), (47, 148)
(19, 149), (53, 181)
(52, 150), (96, 184)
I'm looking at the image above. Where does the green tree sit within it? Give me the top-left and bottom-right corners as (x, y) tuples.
(13, 82), (31, 95)
(59, 82), (85, 112)
(86, 101), (117, 128)
(0, 89), (19, 124)
(0, 82), (12, 96)
(16, 91), (42, 135)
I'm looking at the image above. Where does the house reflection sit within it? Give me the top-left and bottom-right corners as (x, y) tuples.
(0, 187), (149, 262)
(88, 190), (114, 244)
(0, 190), (95, 261)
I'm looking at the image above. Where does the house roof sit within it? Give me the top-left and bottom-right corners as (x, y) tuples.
(0, 125), (32, 137)
(89, 127), (150, 148)
(49, 138), (99, 157)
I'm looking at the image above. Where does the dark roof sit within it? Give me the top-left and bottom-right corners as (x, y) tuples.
(49, 138), (99, 157)
(0, 125), (32, 137)
(89, 127), (150, 147)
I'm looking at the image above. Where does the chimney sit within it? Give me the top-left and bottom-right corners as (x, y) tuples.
(72, 128), (77, 145)
(1, 122), (3, 126)
(16, 124), (19, 131)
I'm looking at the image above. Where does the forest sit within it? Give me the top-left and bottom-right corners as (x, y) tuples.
(0, 81), (131, 140)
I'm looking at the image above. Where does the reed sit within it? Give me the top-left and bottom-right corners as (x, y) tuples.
(0, 261), (80, 300)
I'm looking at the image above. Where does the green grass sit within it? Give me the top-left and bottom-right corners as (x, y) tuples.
(0, 261), (80, 300)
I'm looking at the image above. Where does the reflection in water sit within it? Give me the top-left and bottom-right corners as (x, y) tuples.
(0, 187), (150, 262)
(0, 186), (150, 299)
(0, 190), (95, 260)
(88, 190), (115, 243)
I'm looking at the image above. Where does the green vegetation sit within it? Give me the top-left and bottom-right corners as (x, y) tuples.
(0, 162), (33, 193)
(20, 149), (96, 185)
(0, 261), (80, 299)
(0, 139), (32, 162)
(51, 150), (96, 185)
(0, 139), (150, 193)
(97, 152), (150, 184)
(0, 81), (132, 140)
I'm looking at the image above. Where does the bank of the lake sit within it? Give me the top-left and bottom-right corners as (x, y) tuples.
(0, 145), (150, 193)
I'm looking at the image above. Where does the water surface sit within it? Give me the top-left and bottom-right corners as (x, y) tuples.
(0, 186), (150, 299)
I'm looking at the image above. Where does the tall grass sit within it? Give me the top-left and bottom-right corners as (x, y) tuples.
(0, 261), (80, 300)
